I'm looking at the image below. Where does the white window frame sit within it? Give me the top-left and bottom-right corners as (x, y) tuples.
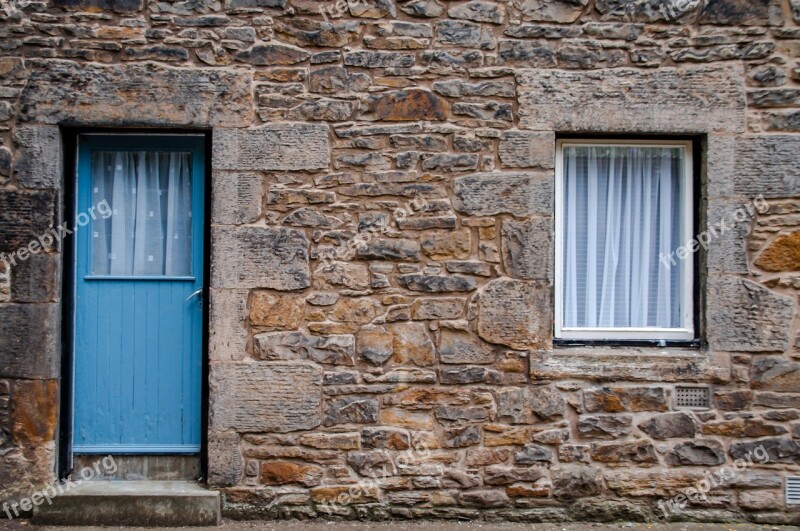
(554, 139), (695, 341)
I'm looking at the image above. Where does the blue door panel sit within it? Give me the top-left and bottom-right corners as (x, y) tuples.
(73, 135), (204, 454)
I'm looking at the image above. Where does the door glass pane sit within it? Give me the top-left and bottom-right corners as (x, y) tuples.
(561, 145), (686, 329)
(91, 151), (193, 276)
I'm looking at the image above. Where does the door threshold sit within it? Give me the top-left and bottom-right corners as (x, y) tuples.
(32, 480), (220, 527)
(73, 454), (201, 481)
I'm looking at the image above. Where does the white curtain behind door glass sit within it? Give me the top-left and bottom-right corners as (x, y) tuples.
(562, 146), (685, 329)
(91, 151), (192, 276)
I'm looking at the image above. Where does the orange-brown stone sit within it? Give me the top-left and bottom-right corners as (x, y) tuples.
(12, 379), (58, 445)
(260, 460), (323, 487)
(249, 292), (304, 329)
(755, 231), (800, 271)
(369, 89), (448, 121)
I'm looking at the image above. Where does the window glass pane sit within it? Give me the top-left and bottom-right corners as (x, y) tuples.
(562, 145), (686, 329)
(91, 151), (193, 276)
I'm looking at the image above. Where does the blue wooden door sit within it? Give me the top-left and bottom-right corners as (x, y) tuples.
(73, 135), (205, 454)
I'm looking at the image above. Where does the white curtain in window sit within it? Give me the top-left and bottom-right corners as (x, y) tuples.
(562, 146), (685, 329)
(91, 151), (193, 276)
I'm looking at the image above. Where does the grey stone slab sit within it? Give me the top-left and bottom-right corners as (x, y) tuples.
(211, 226), (310, 290)
(211, 171), (262, 226)
(0, 190), (57, 253)
(12, 125), (61, 189)
(208, 289), (248, 362)
(0, 303), (60, 379)
(516, 65), (746, 133)
(453, 172), (553, 217)
(19, 60), (252, 127)
(477, 278), (550, 350)
(733, 135), (800, 197)
(233, 362), (323, 432)
(212, 124), (330, 171)
(501, 217), (552, 281)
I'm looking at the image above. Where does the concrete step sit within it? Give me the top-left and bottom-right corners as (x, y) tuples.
(32, 480), (220, 527)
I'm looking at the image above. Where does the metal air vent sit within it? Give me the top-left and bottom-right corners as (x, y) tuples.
(787, 477), (800, 505)
(675, 386), (710, 409)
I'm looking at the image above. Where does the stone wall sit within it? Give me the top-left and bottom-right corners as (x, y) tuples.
(1, 0), (800, 524)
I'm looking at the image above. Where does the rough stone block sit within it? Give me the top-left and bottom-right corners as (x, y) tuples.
(583, 387), (669, 413)
(254, 331), (355, 365)
(501, 217), (552, 280)
(439, 331), (495, 364)
(51, 0), (143, 11)
(12, 126), (61, 189)
(498, 131), (554, 169)
(733, 135), (800, 197)
(211, 172), (262, 225)
(221, 362), (323, 432)
(707, 277), (795, 352)
(249, 292), (304, 330)
(207, 431), (243, 487)
(213, 124), (330, 171)
(530, 349), (732, 383)
(516, 65), (745, 133)
(478, 278), (550, 349)
(454, 172), (553, 217)
(0, 303), (60, 379)
(750, 357), (800, 393)
(211, 226), (310, 290)
(323, 396), (379, 426)
(20, 60), (252, 127)
(209, 289), (248, 362)
(705, 198), (752, 274)
(0, 190), (57, 252)
(10, 253), (59, 303)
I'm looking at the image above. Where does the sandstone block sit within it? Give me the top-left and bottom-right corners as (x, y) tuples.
(357, 325), (394, 365)
(638, 412), (697, 440)
(420, 229), (471, 260)
(499, 131), (554, 169)
(755, 232), (800, 272)
(209, 289), (248, 362)
(12, 126), (61, 189)
(665, 440), (726, 466)
(254, 331), (355, 365)
(516, 65), (745, 133)
(323, 396), (380, 426)
(411, 297), (464, 320)
(733, 136), (800, 197)
(211, 172), (262, 225)
(591, 441), (659, 464)
(551, 466), (603, 500)
(365, 89), (448, 121)
(249, 292), (304, 330)
(577, 415), (633, 440)
(388, 322), (436, 366)
(399, 274), (477, 293)
(212, 226), (310, 290)
(361, 427), (411, 450)
(454, 172), (553, 217)
(0, 303), (59, 379)
(20, 60), (252, 127)
(584, 387), (669, 413)
(213, 124), (330, 171)
(750, 357), (800, 392)
(439, 331), (495, 364)
(261, 460), (323, 487)
(707, 277), (795, 352)
(501, 218), (552, 280)
(477, 279), (550, 350)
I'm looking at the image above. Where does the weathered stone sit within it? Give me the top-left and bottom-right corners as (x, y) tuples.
(584, 387), (669, 413)
(213, 124), (329, 171)
(591, 441), (659, 464)
(236, 43), (310, 66)
(440, 366), (491, 385)
(212, 172), (262, 225)
(552, 466), (603, 500)
(484, 465), (547, 485)
(356, 238), (421, 261)
(702, 418), (786, 437)
(432, 79), (514, 98)
(434, 20), (495, 50)
(362, 427), (410, 450)
(755, 232), (800, 271)
(448, 1), (505, 24)
(729, 437), (800, 463)
(20, 60), (252, 127)
(577, 415), (633, 440)
(459, 489), (508, 508)
(323, 396), (379, 426)
(274, 19), (360, 48)
(595, 0), (701, 21)
(454, 172), (552, 217)
(52, 0), (143, 12)
(330, 298), (384, 324)
(261, 460), (323, 487)
(220, 362), (323, 433)
(445, 260), (492, 277)
(733, 136), (800, 197)
(514, 443), (552, 464)
(421, 153), (479, 172)
(388, 322), (436, 366)
(212, 226), (310, 290)
(496, 386), (565, 423)
(514, 0), (587, 22)
(400, 387), (471, 408)
(411, 298), (464, 320)
(707, 277), (795, 352)
(439, 331), (494, 364)
(477, 279), (550, 350)
(209, 289), (248, 362)
(12, 126), (61, 189)
(0, 304), (59, 379)
(666, 440), (726, 466)
(714, 389), (752, 411)
(399, 274), (477, 293)
(399, 0), (444, 17)
(638, 412), (697, 440)
(753, 392), (800, 409)
(357, 325), (394, 365)
(498, 131), (554, 169)
(207, 431), (243, 487)
(698, 0), (781, 25)
(501, 218), (552, 281)
(365, 89), (447, 121)
(344, 51), (415, 68)
(497, 41), (557, 67)
(530, 350), (731, 383)
(452, 101), (512, 122)
(379, 408), (434, 430)
(249, 292), (304, 330)
(254, 331), (355, 365)
(516, 65), (745, 133)
(318, 262), (370, 291)
(311, 485), (380, 504)
(349, 0), (396, 18)
(559, 445), (591, 464)
(751, 357), (800, 392)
